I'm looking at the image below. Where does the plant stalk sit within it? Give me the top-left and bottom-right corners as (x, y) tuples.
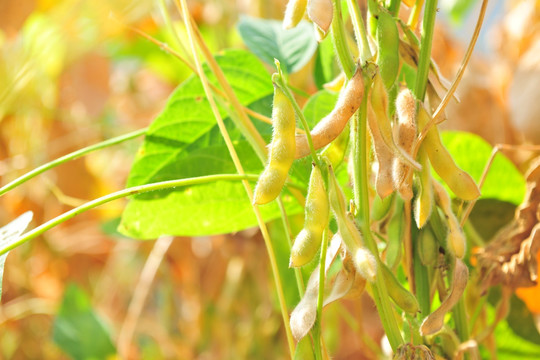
(346, 0), (373, 63)
(0, 174), (266, 255)
(353, 80), (404, 351)
(413, 0), (437, 102)
(0, 128), (147, 196)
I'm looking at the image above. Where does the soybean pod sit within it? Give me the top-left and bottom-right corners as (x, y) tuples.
(393, 88), (417, 201)
(290, 164), (329, 267)
(283, 0), (307, 29)
(380, 262), (420, 314)
(295, 67), (364, 159)
(414, 146), (433, 228)
(376, 9), (400, 90)
(433, 180), (467, 258)
(367, 103), (395, 199)
(417, 105), (480, 201)
(253, 82), (296, 205)
(420, 259), (469, 335)
(371, 73), (421, 170)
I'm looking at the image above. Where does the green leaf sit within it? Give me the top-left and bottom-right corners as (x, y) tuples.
(120, 49), (304, 239)
(53, 284), (116, 360)
(440, 131), (525, 205)
(0, 212), (33, 301)
(440, 0), (481, 25)
(507, 295), (540, 345)
(237, 16), (318, 74)
(294, 335), (316, 360)
(302, 89), (339, 128)
(314, 35), (339, 89)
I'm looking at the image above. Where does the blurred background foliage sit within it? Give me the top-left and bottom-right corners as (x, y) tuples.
(1, 0), (540, 359)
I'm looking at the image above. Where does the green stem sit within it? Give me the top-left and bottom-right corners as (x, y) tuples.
(346, 0), (373, 63)
(314, 229), (330, 360)
(354, 78), (404, 351)
(1, 174), (267, 256)
(158, 0), (190, 57)
(413, 0), (438, 101)
(0, 128), (148, 196)
(331, 0), (356, 79)
(453, 298), (469, 343)
(387, 0), (401, 16)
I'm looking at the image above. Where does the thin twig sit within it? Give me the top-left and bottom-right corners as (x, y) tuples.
(117, 235), (174, 358)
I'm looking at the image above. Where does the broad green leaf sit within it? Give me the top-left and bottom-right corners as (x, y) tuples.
(480, 302), (540, 359)
(237, 16), (318, 74)
(53, 284), (116, 360)
(0, 211), (33, 301)
(314, 35), (339, 89)
(294, 335), (316, 360)
(302, 90), (339, 128)
(440, 131), (525, 205)
(120, 49), (304, 239)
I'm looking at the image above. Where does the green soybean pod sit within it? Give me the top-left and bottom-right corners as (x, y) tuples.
(376, 10), (400, 90)
(380, 262), (420, 314)
(417, 106), (480, 201)
(418, 228), (438, 267)
(290, 165), (329, 267)
(253, 83), (296, 205)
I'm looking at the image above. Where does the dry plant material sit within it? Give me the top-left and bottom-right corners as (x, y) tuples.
(476, 157), (540, 291)
(295, 67), (364, 159)
(393, 343), (435, 360)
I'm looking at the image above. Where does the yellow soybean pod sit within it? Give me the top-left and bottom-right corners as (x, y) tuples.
(417, 106), (480, 201)
(290, 165), (329, 267)
(253, 84), (296, 205)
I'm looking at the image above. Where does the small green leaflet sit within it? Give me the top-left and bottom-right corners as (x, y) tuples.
(237, 16), (318, 74)
(53, 284), (116, 360)
(0, 211), (33, 301)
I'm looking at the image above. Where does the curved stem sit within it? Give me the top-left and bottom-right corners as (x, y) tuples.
(346, 0), (373, 63)
(0, 128), (148, 196)
(416, 0), (489, 154)
(1, 174), (266, 255)
(388, 0), (402, 16)
(314, 229), (330, 360)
